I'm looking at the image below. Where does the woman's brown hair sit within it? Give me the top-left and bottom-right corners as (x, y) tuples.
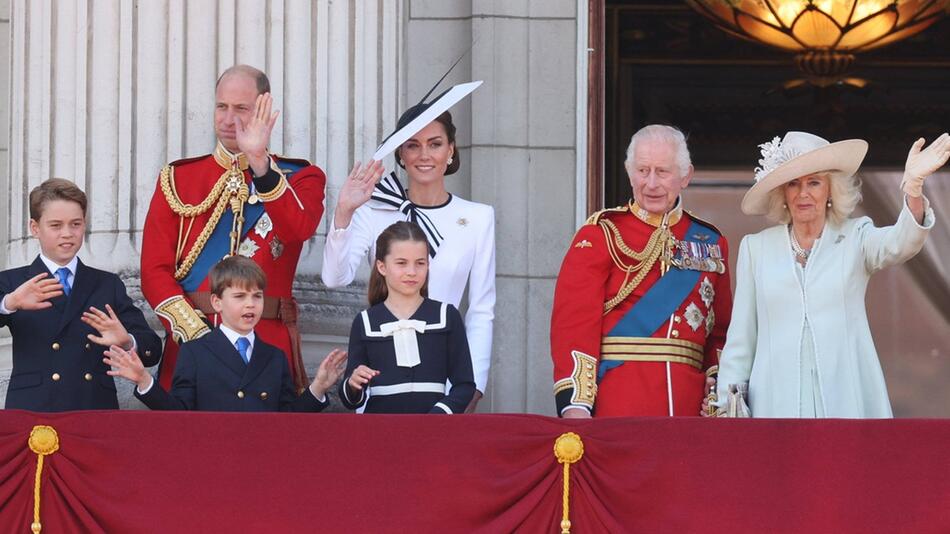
(368, 221), (430, 306)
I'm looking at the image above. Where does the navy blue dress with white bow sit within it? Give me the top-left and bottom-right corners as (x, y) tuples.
(340, 298), (475, 414)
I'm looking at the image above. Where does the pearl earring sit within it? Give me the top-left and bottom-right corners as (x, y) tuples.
(826, 200), (832, 208)
(448, 157), (454, 165)
(783, 203), (788, 209)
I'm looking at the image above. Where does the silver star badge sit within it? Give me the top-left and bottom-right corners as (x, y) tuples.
(699, 276), (715, 308)
(684, 302), (704, 332)
(255, 213), (273, 239)
(237, 238), (260, 258)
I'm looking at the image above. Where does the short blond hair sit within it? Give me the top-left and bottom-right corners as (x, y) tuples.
(765, 172), (863, 225)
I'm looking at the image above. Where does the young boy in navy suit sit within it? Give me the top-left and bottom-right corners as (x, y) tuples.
(105, 256), (346, 411)
(0, 178), (163, 411)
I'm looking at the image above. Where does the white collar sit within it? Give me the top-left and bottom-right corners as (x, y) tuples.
(218, 324), (256, 349)
(39, 253), (79, 276)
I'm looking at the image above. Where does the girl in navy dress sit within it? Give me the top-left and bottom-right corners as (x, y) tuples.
(340, 221), (475, 414)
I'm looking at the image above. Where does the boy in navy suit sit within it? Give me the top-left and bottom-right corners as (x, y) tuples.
(105, 256), (346, 411)
(0, 178), (163, 411)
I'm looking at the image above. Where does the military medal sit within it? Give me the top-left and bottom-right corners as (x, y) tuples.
(248, 194), (259, 205)
(255, 213), (273, 239)
(684, 302), (705, 332)
(699, 277), (715, 308)
(270, 236), (284, 259)
(238, 239), (260, 258)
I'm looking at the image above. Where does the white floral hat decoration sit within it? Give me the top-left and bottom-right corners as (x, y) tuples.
(741, 131), (868, 215)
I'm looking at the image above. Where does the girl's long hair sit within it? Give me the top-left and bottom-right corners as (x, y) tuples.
(368, 221), (430, 306)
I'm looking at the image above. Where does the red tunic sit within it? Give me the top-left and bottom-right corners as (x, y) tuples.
(550, 202), (733, 417)
(141, 144), (325, 390)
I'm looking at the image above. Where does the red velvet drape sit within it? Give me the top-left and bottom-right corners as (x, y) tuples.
(1, 411), (949, 533)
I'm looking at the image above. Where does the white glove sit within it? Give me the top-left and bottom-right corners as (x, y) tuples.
(901, 133), (950, 198)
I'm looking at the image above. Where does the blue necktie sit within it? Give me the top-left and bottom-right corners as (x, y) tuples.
(236, 337), (250, 364)
(55, 267), (71, 296)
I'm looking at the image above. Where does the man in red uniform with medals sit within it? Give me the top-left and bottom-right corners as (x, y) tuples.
(551, 124), (733, 417)
(142, 65), (325, 392)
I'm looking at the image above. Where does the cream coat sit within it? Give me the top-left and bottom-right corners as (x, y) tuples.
(717, 201), (934, 418)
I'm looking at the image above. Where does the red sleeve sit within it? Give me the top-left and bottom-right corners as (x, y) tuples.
(140, 172), (188, 312)
(705, 235), (733, 370)
(264, 162), (325, 244)
(550, 223), (613, 414)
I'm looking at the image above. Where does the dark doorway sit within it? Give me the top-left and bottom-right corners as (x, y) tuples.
(602, 0), (950, 207)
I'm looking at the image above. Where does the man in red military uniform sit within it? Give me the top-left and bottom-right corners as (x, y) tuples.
(551, 124), (733, 417)
(142, 65), (325, 391)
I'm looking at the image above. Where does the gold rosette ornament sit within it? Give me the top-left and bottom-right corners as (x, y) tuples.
(553, 432), (584, 534)
(28, 425), (60, 533)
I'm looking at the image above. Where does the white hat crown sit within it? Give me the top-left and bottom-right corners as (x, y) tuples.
(754, 131), (831, 183)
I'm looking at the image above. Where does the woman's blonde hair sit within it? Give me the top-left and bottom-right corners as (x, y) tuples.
(765, 172), (863, 225)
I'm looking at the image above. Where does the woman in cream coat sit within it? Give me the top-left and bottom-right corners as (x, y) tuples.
(714, 131), (949, 418)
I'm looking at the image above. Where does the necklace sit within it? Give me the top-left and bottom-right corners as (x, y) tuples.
(789, 226), (818, 262)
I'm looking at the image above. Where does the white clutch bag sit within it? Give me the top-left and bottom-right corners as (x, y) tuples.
(724, 383), (751, 418)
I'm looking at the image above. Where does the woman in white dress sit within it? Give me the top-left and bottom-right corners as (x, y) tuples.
(712, 131), (948, 418)
(322, 107), (496, 412)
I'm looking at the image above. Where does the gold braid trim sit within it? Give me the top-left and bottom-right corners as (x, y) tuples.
(160, 164), (228, 218)
(28, 425), (59, 534)
(554, 432), (584, 534)
(154, 295), (211, 343)
(569, 351), (598, 409)
(160, 163), (250, 281)
(600, 219), (671, 314)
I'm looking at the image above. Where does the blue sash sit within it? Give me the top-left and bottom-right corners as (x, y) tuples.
(598, 219), (719, 380)
(178, 159), (307, 292)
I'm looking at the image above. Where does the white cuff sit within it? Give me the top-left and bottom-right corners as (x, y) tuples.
(0, 295), (13, 315)
(560, 405), (592, 416)
(136, 375), (155, 395)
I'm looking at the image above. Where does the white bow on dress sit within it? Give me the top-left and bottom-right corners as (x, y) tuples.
(379, 319), (426, 368)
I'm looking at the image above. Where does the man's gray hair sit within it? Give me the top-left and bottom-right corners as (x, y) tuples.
(216, 64), (270, 95)
(624, 124), (692, 178)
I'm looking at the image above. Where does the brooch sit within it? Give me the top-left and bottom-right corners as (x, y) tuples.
(574, 240), (593, 249)
(457, 218), (468, 227)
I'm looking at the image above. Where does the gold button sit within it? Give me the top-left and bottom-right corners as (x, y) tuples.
(237, 390), (245, 399)
(84, 373), (93, 381)
(586, 364), (594, 370)
(259, 392), (268, 400)
(585, 372), (593, 379)
(585, 392), (593, 398)
(52, 373), (61, 381)
(674, 316), (681, 323)
(672, 330), (680, 338)
(51, 343), (60, 350)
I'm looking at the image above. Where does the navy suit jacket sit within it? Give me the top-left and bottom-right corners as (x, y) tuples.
(1, 256), (163, 411)
(136, 327), (327, 412)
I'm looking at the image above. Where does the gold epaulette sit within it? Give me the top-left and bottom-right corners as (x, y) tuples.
(685, 210), (725, 237)
(154, 295), (211, 343)
(585, 204), (631, 226)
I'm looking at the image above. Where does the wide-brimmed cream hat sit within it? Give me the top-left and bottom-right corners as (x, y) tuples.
(741, 131), (868, 215)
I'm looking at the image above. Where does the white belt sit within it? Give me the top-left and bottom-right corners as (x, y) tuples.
(369, 382), (446, 396)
